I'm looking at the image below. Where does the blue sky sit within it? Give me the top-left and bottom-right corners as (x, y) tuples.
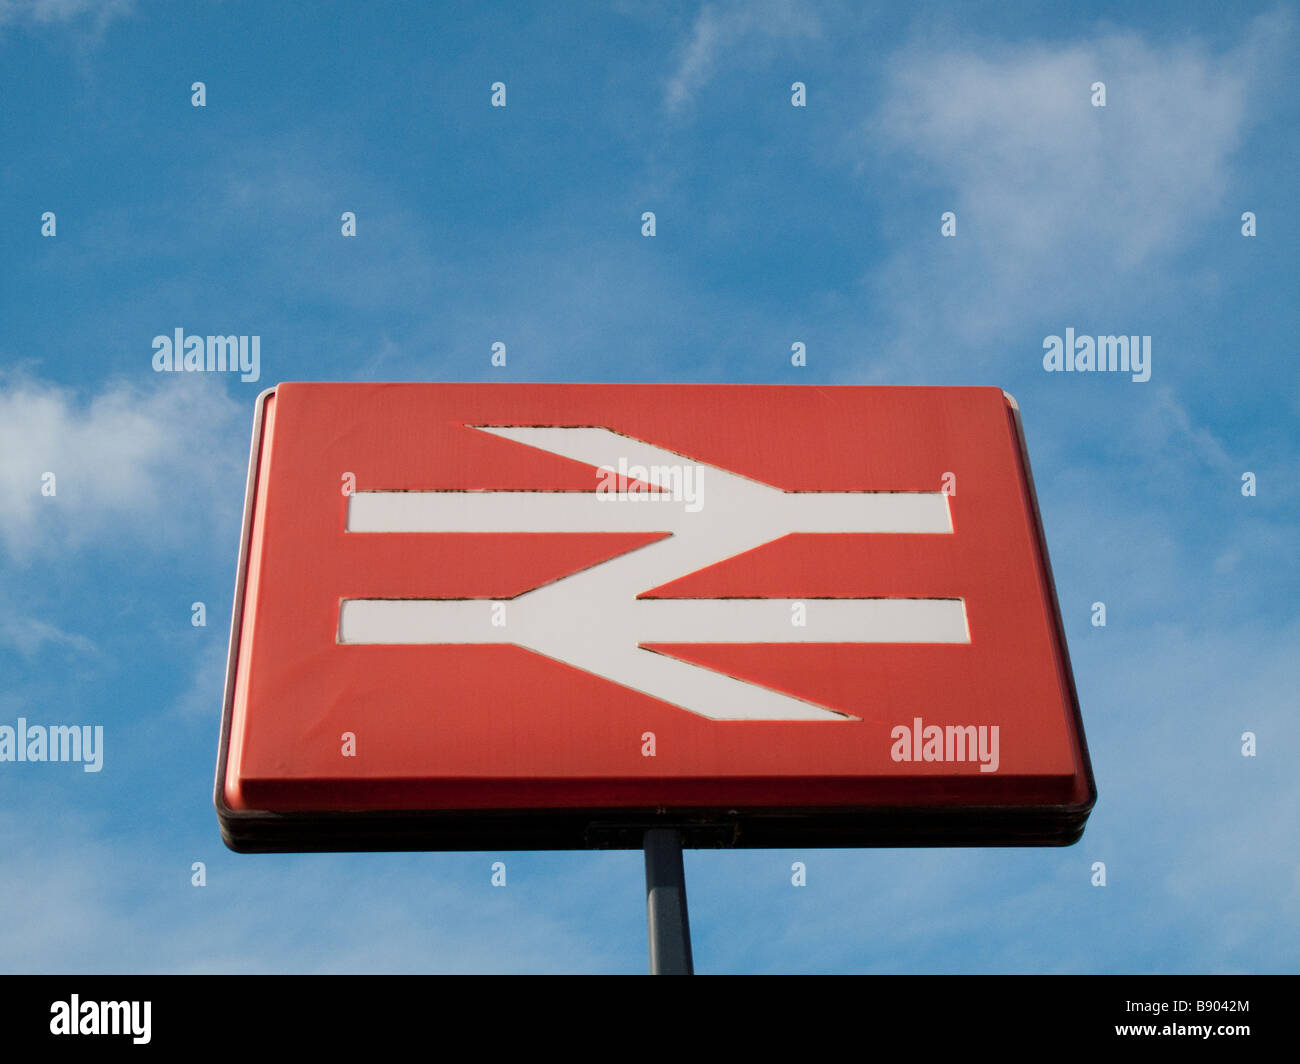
(1, 0), (1297, 973)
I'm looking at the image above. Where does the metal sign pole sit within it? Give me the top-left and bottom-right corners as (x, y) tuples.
(643, 828), (694, 974)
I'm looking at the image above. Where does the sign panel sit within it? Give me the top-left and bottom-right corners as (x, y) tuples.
(215, 383), (1095, 851)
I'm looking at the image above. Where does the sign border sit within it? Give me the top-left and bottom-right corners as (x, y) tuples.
(214, 385), (1097, 852)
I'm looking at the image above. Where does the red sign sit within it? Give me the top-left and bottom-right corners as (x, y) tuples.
(216, 383), (1095, 850)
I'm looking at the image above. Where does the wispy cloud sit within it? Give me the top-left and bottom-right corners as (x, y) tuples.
(0, 614), (96, 659)
(168, 639), (226, 723)
(0, 0), (132, 33)
(863, 10), (1293, 350)
(664, 0), (822, 114)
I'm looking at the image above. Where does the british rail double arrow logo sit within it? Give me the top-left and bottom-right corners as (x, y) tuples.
(339, 426), (968, 721)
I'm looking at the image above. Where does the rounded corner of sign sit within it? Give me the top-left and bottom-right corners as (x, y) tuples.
(216, 820), (244, 853)
(999, 389), (1020, 412)
(1079, 771), (1099, 814)
(219, 773), (250, 815)
(1058, 771), (1098, 827)
(254, 384), (278, 410)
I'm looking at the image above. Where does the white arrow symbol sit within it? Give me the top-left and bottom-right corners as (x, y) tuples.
(339, 426), (968, 721)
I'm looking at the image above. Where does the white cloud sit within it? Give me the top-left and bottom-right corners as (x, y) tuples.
(0, 0), (132, 31)
(0, 614), (96, 659)
(0, 373), (247, 563)
(864, 10), (1292, 349)
(664, 0), (822, 114)
(1134, 386), (1234, 472)
(169, 640), (227, 722)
